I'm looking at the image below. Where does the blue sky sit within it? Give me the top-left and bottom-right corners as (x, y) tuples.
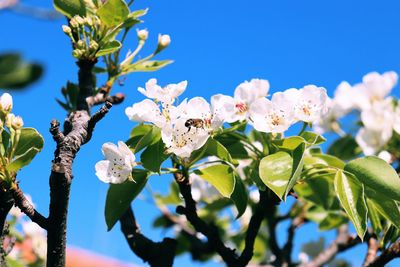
(1, 0), (400, 266)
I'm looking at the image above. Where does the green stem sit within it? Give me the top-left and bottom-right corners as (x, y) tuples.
(298, 122), (308, 136)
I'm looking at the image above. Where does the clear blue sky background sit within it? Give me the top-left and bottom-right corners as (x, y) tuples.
(1, 0), (400, 266)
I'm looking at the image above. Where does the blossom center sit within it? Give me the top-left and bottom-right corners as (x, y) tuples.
(235, 102), (248, 114)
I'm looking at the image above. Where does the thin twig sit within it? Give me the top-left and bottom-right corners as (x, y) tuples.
(366, 240), (400, 267)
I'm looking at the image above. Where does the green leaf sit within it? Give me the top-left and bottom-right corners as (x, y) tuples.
(105, 169), (150, 231)
(345, 156), (400, 201)
(328, 135), (361, 160)
(53, 0), (86, 18)
(190, 138), (233, 165)
(121, 14), (141, 28)
(300, 131), (326, 146)
(56, 98), (70, 111)
(230, 176), (248, 218)
(366, 199), (382, 234)
(259, 151), (292, 200)
(0, 53), (43, 90)
(156, 183), (181, 205)
(0, 130), (10, 156)
(194, 165), (234, 197)
(14, 128), (44, 157)
(364, 186), (400, 229)
(124, 60), (173, 73)
(319, 211), (348, 231)
(284, 143), (305, 200)
(130, 8), (148, 18)
(215, 134), (248, 159)
(295, 173), (336, 210)
(8, 148), (40, 172)
(312, 154), (345, 169)
(194, 165), (247, 217)
(126, 124), (152, 147)
(134, 126), (161, 153)
(273, 136), (304, 151)
(97, 0), (129, 27)
(140, 139), (168, 173)
(96, 40), (122, 57)
(334, 170), (367, 240)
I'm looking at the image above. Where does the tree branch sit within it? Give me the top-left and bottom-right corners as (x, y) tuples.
(362, 234), (379, 267)
(9, 183), (48, 229)
(237, 190), (269, 266)
(282, 216), (306, 266)
(46, 58), (111, 267)
(299, 225), (361, 267)
(366, 240), (400, 267)
(173, 171), (239, 266)
(120, 206), (177, 267)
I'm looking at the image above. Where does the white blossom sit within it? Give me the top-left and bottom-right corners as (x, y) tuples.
(392, 104), (400, 135)
(211, 79), (269, 123)
(158, 34), (171, 48)
(138, 78), (187, 105)
(378, 150), (393, 164)
(137, 29), (148, 41)
(362, 71), (398, 102)
(285, 85), (328, 123)
(249, 90), (295, 133)
(95, 141), (136, 184)
(360, 98), (395, 132)
(0, 93), (12, 113)
(356, 127), (392, 156)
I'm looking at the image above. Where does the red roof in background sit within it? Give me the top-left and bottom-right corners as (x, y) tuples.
(66, 247), (139, 267)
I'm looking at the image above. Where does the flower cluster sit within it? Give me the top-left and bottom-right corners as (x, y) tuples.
(315, 71), (399, 156)
(125, 78), (328, 157)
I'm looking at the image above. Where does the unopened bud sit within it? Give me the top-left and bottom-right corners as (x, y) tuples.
(11, 116), (23, 130)
(137, 29), (148, 41)
(62, 25), (72, 35)
(77, 40), (86, 48)
(74, 15), (85, 25)
(85, 17), (93, 27)
(89, 41), (99, 51)
(158, 34), (171, 48)
(70, 18), (79, 28)
(5, 113), (14, 129)
(72, 49), (84, 58)
(0, 93), (13, 113)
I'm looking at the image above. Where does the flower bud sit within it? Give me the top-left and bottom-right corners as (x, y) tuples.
(11, 116), (23, 130)
(69, 18), (79, 28)
(89, 41), (99, 51)
(0, 93), (13, 113)
(158, 34), (171, 48)
(72, 49), (84, 58)
(84, 17), (93, 27)
(137, 29), (148, 41)
(76, 40), (86, 49)
(62, 25), (72, 35)
(5, 113), (14, 129)
(74, 15), (85, 25)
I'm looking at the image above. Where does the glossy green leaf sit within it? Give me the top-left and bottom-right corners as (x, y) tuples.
(284, 143), (306, 200)
(8, 148), (41, 172)
(366, 199), (382, 234)
(345, 156), (400, 201)
(259, 151), (292, 200)
(214, 134), (248, 159)
(126, 124), (152, 148)
(97, 0), (129, 27)
(194, 165), (247, 217)
(230, 176), (248, 218)
(131, 127), (161, 153)
(130, 8), (148, 18)
(194, 165), (235, 197)
(53, 0), (86, 18)
(300, 131), (326, 146)
(364, 186), (400, 229)
(274, 136), (304, 151)
(334, 170), (367, 240)
(140, 139), (168, 173)
(105, 169), (150, 230)
(312, 154), (345, 169)
(124, 60), (173, 73)
(121, 14), (141, 28)
(96, 40), (122, 57)
(14, 128), (44, 157)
